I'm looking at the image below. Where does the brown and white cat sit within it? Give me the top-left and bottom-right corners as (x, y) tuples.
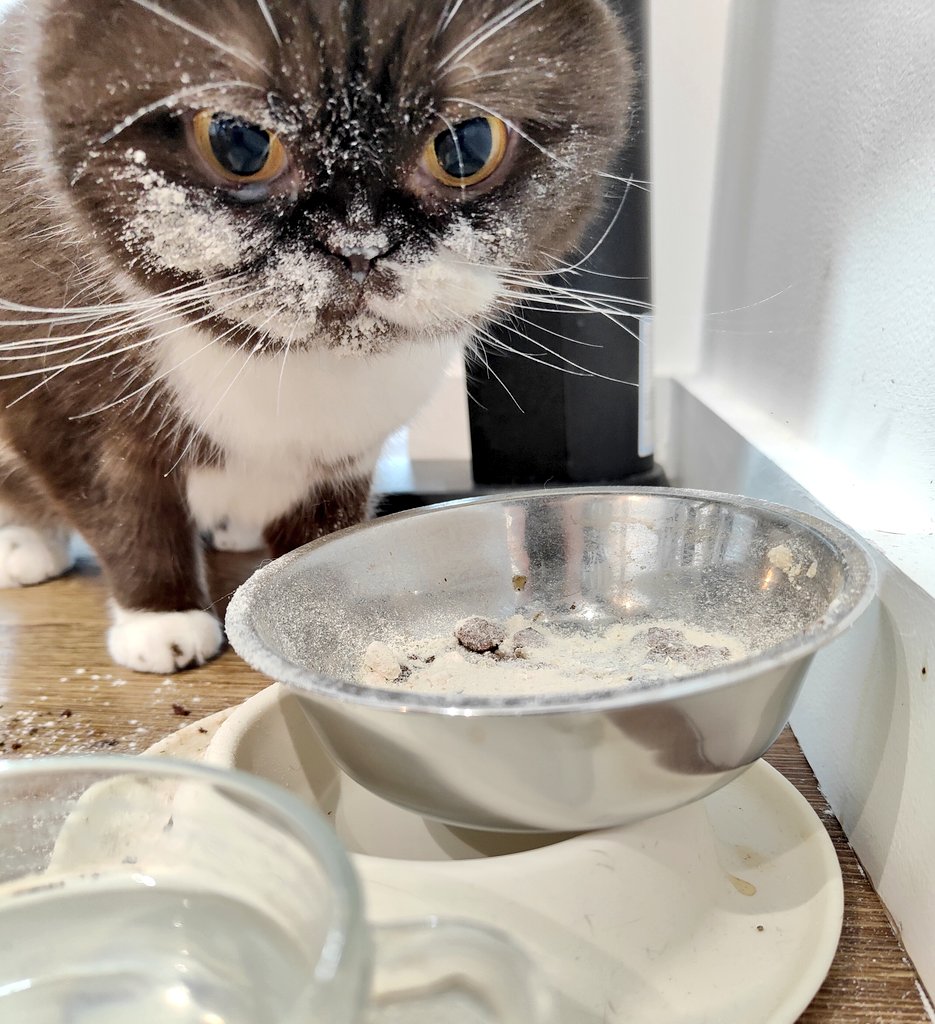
(0, 0), (633, 673)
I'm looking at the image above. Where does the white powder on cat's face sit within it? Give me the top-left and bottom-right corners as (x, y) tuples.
(120, 164), (267, 275)
(360, 616), (749, 698)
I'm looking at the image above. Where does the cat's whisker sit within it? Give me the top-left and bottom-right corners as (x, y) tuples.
(442, 249), (652, 299)
(473, 317), (629, 390)
(494, 285), (644, 342)
(439, 258), (647, 339)
(66, 286), (274, 421)
(98, 81), (267, 146)
(495, 284), (649, 319)
(5, 332), (125, 404)
(436, 0), (467, 39)
(513, 300), (642, 343)
(21, 223), (74, 245)
(702, 284), (796, 318)
(494, 304), (603, 350)
(437, 112), (469, 198)
(0, 295), (239, 348)
(164, 315), (279, 477)
(0, 280), (248, 349)
(456, 273), (648, 323)
(445, 95), (650, 191)
(467, 338), (525, 414)
(435, 273), (619, 350)
(475, 320), (590, 377)
(545, 175), (636, 276)
(74, 311), (252, 419)
(2, 285), (273, 395)
(479, 309), (634, 385)
(484, 269), (652, 310)
(439, 305), (526, 412)
(135, 314), (250, 435)
(125, 0), (268, 76)
(544, 264), (649, 283)
(494, 272), (652, 305)
(507, 301), (642, 330)
(276, 322), (298, 419)
(437, 0), (545, 73)
(0, 274), (249, 327)
(0, 294), (225, 359)
(254, 0), (283, 47)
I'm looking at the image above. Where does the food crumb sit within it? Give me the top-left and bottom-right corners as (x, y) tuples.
(358, 615), (748, 698)
(362, 641), (405, 684)
(512, 627), (546, 651)
(171, 704), (191, 717)
(767, 544), (807, 582)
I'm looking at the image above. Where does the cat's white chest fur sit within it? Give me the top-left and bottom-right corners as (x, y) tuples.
(155, 325), (462, 541)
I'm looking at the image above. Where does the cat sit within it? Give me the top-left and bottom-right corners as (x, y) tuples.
(0, 0), (634, 673)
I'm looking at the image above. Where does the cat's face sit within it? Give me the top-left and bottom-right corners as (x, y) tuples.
(32, 0), (633, 354)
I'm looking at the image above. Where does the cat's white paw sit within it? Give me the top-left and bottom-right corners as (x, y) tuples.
(107, 608), (223, 674)
(0, 525), (73, 588)
(207, 518), (265, 553)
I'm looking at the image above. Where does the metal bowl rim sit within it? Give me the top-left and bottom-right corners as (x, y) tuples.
(226, 487), (878, 718)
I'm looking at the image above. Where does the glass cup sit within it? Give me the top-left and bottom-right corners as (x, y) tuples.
(0, 755), (554, 1024)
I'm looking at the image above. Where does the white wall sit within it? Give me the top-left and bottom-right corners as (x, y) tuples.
(700, 1), (935, 553)
(648, 0), (732, 377)
(662, 0), (935, 994)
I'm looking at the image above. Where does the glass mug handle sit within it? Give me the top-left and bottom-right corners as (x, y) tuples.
(367, 918), (556, 1023)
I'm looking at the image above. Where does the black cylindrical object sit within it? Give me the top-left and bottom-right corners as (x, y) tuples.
(467, 0), (662, 487)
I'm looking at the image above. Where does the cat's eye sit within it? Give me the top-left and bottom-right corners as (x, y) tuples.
(193, 110), (287, 185)
(424, 116), (509, 188)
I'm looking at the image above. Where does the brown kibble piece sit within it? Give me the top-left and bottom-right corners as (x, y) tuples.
(171, 703), (191, 717)
(456, 616), (507, 653)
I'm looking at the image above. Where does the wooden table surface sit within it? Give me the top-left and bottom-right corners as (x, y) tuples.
(0, 549), (930, 1023)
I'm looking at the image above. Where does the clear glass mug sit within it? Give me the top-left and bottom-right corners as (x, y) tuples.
(0, 756), (554, 1023)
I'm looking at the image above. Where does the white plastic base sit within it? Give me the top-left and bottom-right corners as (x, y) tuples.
(151, 685), (844, 1024)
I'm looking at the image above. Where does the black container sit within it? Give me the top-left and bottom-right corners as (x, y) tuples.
(467, 0), (663, 488)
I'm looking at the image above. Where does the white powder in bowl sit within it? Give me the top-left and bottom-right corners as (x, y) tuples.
(359, 615), (749, 698)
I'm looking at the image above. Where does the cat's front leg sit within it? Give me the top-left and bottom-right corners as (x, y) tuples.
(61, 470), (222, 674)
(263, 475), (372, 558)
(0, 466), (74, 587)
(107, 604), (223, 675)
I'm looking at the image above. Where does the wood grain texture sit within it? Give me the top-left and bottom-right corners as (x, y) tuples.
(0, 554), (931, 1022)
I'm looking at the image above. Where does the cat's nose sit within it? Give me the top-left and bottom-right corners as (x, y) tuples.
(329, 244), (387, 285)
(342, 251), (376, 285)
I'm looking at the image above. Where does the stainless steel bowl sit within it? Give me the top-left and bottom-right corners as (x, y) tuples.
(226, 488), (876, 833)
